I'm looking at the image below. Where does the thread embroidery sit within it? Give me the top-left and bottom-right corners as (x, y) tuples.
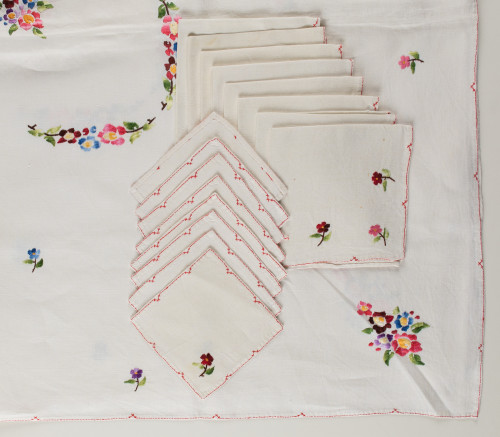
(310, 221), (332, 246)
(23, 248), (43, 273)
(193, 353), (215, 377)
(124, 368), (147, 391)
(0, 0), (53, 38)
(398, 51), (424, 74)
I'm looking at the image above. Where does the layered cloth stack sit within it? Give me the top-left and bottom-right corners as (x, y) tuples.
(0, 0), (483, 421)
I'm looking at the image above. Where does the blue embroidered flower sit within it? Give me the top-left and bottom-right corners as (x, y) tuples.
(78, 136), (101, 152)
(173, 42), (177, 53)
(395, 311), (414, 332)
(28, 248), (40, 260)
(22, 0), (36, 8)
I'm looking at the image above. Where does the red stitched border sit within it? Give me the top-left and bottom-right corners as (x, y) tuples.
(286, 126), (413, 268)
(131, 248), (283, 399)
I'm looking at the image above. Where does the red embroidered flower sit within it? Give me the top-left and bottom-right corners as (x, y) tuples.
(3, 0), (19, 8)
(57, 128), (82, 144)
(164, 41), (174, 56)
(357, 301), (373, 316)
(165, 56), (176, 80)
(316, 222), (330, 234)
(200, 353), (213, 367)
(391, 333), (422, 356)
(161, 15), (180, 40)
(368, 311), (394, 334)
(372, 172), (383, 185)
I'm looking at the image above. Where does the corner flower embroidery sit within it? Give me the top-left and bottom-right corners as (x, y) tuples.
(0, 0), (53, 38)
(369, 224), (389, 246)
(124, 368), (146, 391)
(193, 353), (215, 377)
(398, 51), (424, 74)
(310, 221), (332, 246)
(359, 303), (430, 366)
(24, 248), (43, 273)
(372, 169), (395, 191)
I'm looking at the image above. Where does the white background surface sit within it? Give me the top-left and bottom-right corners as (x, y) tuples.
(1, 0), (498, 435)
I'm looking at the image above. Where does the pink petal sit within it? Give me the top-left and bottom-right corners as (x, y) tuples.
(116, 126), (126, 135)
(112, 138), (125, 146)
(102, 124), (116, 133)
(161, 24), (170, 35)
(163, 15), (172, 23)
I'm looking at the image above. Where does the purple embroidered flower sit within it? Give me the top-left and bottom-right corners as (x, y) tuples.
(130, 368), (143, 380)
(374, 333), (393, 350)
(3, 8), (19, 24)
(125, 368), (146, 391)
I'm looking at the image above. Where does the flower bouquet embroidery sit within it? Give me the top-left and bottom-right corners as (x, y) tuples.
(358, 302), (430, 366)
(0, 0), (53, 38)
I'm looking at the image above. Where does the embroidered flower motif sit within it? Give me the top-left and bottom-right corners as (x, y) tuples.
(372, 169), (394, 191)
(57, 128), (82, 144)
(399, 51), (424, 74)
(77, 126), (100, 151)
(1, 1), (50, 36)
(193, 353), (215, 377)
(161, 14), (180, 40)
(369, 224), (389, 246)
(310, 221), (332, 246)
(124, 368), (146, 391)
(24, 248), (43, 272)
(18, 7), (43, 30)
(2, 7), (18, 24)
(98, 124), (127, 146)
(2, 0), (19, 8)
(165, 56), (177, 80)
(164, 41), (175, 56)
(360, 302), (429, 366)
(357, 301), (373, 316)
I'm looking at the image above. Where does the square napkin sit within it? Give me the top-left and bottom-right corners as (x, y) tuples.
(131, 209), (283, 300)
(131, 113), (287, 204)
(137, 153), (285, 243)
(237, 95), (380, 145)
(130, 229), (281, 316)
(205, 59), (353, 119)
(136, 175), (285, 263)
(264, 124), (413, 268)
(223, 76), (363, 126)
(131, 249), (283, 399)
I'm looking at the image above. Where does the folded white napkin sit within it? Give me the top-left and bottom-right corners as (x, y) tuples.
(131, 248), (283, 399)
(205, 59), (353, 119)
(263, 124), (413, 268)
(131, 113), (287, 204)
(254, 111), (397, 152)
(130, 228), (281, 316)
(136, 175), (285, 263)
(137, 153), (285, 243)
(238, 95), (380, 145)
(131, 209), (283, 301)
(223, 76), (363, 126)
(177, 21), (324, 138)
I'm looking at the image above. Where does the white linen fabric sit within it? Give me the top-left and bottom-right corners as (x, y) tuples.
(223, 76), (363, 126)
(177, 20), (323, 138)
(0, 0), (483, 421)
(131, 249), (283, 399)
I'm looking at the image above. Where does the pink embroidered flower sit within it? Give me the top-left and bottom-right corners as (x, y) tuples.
(18, 8), (43, 31)
(161, 15), (180, 40)
(398, 55), (411, 69)
(391, 333), (422, 357)
(369, 225), (382, 237)
(164, 41), (174, 56)
(357, 301), (373, 316)
(98, 124), (127, 146)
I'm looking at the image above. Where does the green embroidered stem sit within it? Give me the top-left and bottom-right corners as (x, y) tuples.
(125, 118), (156, 134)
(27, 124), (58, 137)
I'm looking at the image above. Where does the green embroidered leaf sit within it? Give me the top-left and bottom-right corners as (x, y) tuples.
(383, 350), (395, 366)
(8, 24), (18, 35)
(362, 328), (373, 334)
(373, 236), (381, 243)
(33, 28), (46, 39)
(37, 1), (45, 6)
(410, 61), (416, 74)
(123, 122), (140, 131)
(23, 259), (35, 264)
(130, 132), (142, 144)
(192, 362), (199, 366)
(383, 180), (387, 191)
(46, 126), (61, 135)
(323, 232), (332, 242)
(171, 84), (176, 96)
(409, 51), (420, 60)
(44, 4), (54, 9)
(167, 2), (179, 10)
(158, 4), (167, 18)
(383, 229), (389, 239)
(393, 307), (400, 315)
(142, 123), (154, 131)
(411, 322), (430, 334)
(163, 78), (172, 92)
(35, 259), (44, 268)
(139, 377), (147, 386)
(165, 95), (174, 110)
(28, 129), (43, 137)
(45, 136), (56, 147)
(205, 367), (215, 375)
(409, 353), (425, 366)
(309, 233), (322, 238)
(123, 379), (136, 384)
(381, 168), (391, 177)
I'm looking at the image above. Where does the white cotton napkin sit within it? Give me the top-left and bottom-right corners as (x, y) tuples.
(205, 59), (353, 119)
(131, 112), (287, 204)
(263, 124), (413, 268)
(254, 111), (397, 153)
(131, 248), (283, 399)
(130, 228), (281, 316)
(136, 175), (285, 264)
(237, 95), (380, 145)
(223, 76), (363, 126)
(134, 136), (287, 228)
(137, 153), (285, 243)
(131, 209), (283, 300)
